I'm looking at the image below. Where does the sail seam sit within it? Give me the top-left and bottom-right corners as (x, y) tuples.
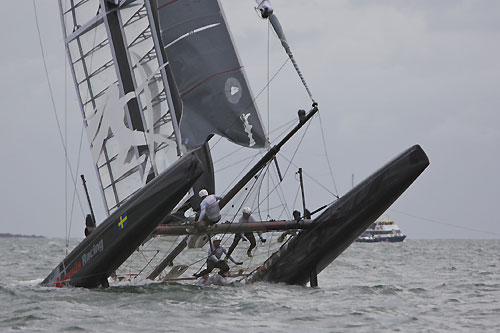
(180, 66), (242, 97)
(165, 23), (221, 49)
(157, 0), (180, 10)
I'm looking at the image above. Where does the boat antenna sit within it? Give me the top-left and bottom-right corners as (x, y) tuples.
(255, 0), (316, 105)
(297, 168), (307, 216)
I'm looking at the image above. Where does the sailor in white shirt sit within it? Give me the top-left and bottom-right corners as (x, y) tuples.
(226, 207), (266, 259)
(196, 189), (222, 227)
(195, 273), (229, 286)
(194, 235), (242, 278)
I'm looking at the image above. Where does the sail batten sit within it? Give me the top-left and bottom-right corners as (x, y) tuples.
(180, 66), (242, 97)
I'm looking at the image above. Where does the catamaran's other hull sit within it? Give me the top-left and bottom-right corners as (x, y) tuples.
(248, 144), (429, 285)
(41, 153), (203, 288)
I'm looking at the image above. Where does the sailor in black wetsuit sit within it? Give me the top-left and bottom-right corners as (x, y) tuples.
(84, 214), (95, 237)
(194, 235), (242, 278)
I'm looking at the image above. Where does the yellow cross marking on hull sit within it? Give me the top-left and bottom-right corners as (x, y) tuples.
(118, 215), (128, 230)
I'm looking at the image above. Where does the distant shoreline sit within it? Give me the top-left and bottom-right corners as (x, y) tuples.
(0, 233), (45, 239)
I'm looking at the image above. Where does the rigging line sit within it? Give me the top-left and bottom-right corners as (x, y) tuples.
(213, 145), (248, 165)
(276, 202), (289, 221)
(252, 57), (290, 109)
(261, 168), (292, 222)
(123, 240), (162, 275)
(215, 152), (262, 173)
(133, 250), (161, 279)
(318, 112), (339, 196)
(267, 18), (271, 140)
(267, 17), (271, 220)
(147, 234), (187, 277)
(252, 168), (288, 215)
(33, 0), (87, 236)
(252, 166), (281, 256)
(255, 163), (270, 222)
(256, 163), (292, 221)
(209, 57), (290, 151)
(253, 184), (263, 222)
(279, 153), (339, 199)
(219, 153), (261, 195)
(388, 209), (500, 237)
(281, 117), (313, 178)
(212, 117), (296, 166)
(64, 9), (68, 253)
(256, 165), (293, 217)
(185, 256), (207, 271)
(67, 115), (86, 243)
(215, 117), (297, 198)
(266, 118), (297, 141)
(227, 167), (265, 226)
(292, 183), (301, 213)
(268, 162), (292, 220)
(216, 168), (266, 248)
(67, 11), (101, 245)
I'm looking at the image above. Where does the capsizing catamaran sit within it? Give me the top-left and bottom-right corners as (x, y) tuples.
(43, 0), (429, 288)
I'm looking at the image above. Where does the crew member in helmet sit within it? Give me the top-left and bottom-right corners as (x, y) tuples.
(193, 235), (242, 278)
(226, 207), (266, 259)
(196, 189), (223, 227)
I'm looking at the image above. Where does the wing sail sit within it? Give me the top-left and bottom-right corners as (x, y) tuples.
(59, 0), (181, 214)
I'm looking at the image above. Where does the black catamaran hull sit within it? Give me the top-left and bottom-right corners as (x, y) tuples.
(41, 153), (203, 288)
(248, 144), (429, 285)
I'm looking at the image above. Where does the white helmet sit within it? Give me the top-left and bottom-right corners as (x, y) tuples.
(242, 207), (252, 215)
(213, 235), (222, 241)
(199, 189), (208, 198)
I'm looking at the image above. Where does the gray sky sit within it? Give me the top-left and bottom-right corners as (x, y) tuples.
(1, 0), (499, 239)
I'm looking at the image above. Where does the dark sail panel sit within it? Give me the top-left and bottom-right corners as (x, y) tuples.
(157, 0), (267, 150)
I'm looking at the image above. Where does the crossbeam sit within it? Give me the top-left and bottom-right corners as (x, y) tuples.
(153, 219), (314, 236)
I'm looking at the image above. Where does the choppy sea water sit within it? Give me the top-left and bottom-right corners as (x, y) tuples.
(1, 237), (499, 332)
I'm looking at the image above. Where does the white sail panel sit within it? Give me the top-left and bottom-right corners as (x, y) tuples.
(59, 0), (180, 215)
(119, 1), (179, 175)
